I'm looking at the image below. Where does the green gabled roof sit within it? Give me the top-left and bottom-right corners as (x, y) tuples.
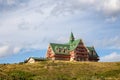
(87, 47), (99, 58)
(69, 32), (75, 43)
(49, 40), (99, 58)
(50, 43), (70, 55)
(69, 39), (81, 51)
(50, 39), (81, 55)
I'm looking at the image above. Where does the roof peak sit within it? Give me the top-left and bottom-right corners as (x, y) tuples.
(69, 32), (75, 43)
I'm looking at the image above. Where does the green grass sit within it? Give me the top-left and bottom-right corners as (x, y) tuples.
(0, 61), (120, 80)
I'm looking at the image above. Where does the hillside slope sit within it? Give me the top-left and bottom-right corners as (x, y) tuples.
(0, 61), (120, 80)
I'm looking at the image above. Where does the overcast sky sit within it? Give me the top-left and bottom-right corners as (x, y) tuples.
(0, 0), (120, 63)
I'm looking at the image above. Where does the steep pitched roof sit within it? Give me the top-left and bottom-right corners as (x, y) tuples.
(87, 47), (99, 58)
(49, 40), (99, 59)
(69, 32), (75, 43)
(49, 39), (81, 55)
(69, 39), (81, 51)
(50, 43), (70, 55)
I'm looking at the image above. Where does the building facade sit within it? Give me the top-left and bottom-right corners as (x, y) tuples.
(46, 32), (99, 62)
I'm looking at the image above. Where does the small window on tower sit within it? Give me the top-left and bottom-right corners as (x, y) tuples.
(58, 48), (61, 52)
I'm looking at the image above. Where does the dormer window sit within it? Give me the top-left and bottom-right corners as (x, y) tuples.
(58, 48), (62, 52)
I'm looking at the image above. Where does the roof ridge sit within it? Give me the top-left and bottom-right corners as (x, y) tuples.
(50, 43), (69, 45)
(74, 39), (80, 41)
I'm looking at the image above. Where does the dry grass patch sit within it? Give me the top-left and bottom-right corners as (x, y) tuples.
(0, 61), (120, 80)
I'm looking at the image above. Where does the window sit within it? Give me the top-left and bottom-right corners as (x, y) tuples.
(55, 46), (59, 52)
(58, 48), (62, 52)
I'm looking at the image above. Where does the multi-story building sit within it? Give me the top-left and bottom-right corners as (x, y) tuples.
(46, 32), (99, 62)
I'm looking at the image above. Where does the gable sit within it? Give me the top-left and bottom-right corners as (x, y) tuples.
(87, 47), (99, 58)
(50, 43), (70, 55)
(49, 39), (82, 55)
(27, 58), (35, 63)
(69, 39), (81, 51)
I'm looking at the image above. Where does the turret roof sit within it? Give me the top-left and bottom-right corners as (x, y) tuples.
(69, 32), (75, 43)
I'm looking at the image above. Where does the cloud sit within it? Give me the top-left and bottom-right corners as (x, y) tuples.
(0, 44), (21, 57)
(13, 47), (21, 53)
(0, 45), (9, 56)
(100, 52), (120, 62)
(0, 0), (120, 58)
(1, 0), (120, 18)
(0, 0), (28, 13)
(105, 16), (117, 22)
(102, 0), (120, 16)
(49, 0), (120, 20)
(93, 36), (120, 49)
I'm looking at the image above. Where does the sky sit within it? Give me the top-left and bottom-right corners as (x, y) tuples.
(0, 0), (120, 63)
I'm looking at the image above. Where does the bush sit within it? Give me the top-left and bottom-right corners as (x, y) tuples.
(19, 62), (24, 65)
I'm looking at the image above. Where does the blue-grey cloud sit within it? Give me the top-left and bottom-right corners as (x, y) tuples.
(100, 52), (120, 62)
(1, 0), (120, 18)
(0, 0), (29, 9)
(0, 0), (120, 58)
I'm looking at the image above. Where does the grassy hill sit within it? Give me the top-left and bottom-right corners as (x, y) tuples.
(0, 61), (120, 80)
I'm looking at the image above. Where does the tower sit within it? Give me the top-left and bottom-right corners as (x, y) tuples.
(69, 32), (75, 43)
